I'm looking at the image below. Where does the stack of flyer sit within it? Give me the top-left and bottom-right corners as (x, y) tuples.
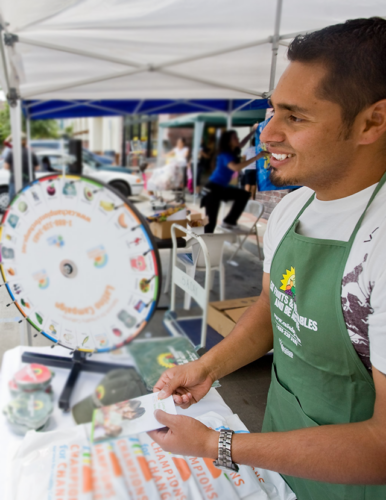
(6, 393), (296, 500)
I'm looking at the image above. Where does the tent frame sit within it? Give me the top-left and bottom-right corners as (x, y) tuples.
(1, 0), (316, 198)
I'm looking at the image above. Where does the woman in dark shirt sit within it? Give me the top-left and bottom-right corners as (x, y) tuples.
(202, 128), (267, 233)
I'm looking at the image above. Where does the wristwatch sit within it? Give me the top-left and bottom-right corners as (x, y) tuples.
(213, 429), (239, 472)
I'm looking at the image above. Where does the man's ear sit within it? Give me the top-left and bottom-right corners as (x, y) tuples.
(358, 99), (386, 145)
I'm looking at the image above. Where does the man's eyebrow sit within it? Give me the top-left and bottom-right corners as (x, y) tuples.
(268, 98), (309, 115)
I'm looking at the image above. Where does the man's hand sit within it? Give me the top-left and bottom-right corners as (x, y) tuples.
(153, 359), (214, 409)
(148, 410), (218, 458)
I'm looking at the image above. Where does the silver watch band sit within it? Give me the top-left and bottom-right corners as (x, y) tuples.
(213, 429), (239, 472)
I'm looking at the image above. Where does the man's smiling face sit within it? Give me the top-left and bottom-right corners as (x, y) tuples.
(260, 61), (359, 194)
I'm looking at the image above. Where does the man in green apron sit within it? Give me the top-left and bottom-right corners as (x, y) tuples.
(149, 17), (386, 499)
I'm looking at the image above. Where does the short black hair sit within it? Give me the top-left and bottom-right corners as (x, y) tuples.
(288, 17), (386, 128)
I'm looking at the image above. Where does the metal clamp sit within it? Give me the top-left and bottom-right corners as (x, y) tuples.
(4, 32), (18, 47)
(7, 87), (19, 107)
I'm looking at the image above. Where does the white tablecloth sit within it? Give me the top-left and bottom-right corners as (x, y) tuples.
(0, 345), (233, 500)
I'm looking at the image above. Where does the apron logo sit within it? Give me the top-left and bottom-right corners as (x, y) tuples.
(271, 266), (319, 335)
(280, 266), (296, 301)
(279, 338), (293, 358)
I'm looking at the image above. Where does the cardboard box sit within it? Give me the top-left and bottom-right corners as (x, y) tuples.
(149, 219), (187, 239)
(188, 212), (204, 221)
(207, 296), (259, 337)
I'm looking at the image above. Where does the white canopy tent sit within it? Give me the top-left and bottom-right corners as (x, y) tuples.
(0, 0), (385, 191)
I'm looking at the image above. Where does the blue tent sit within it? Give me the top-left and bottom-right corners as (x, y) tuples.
(23, 99), (269, 120)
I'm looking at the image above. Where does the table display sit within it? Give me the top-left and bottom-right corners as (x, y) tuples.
(5, 407), (296, 500)
(0, 174), (161, 353)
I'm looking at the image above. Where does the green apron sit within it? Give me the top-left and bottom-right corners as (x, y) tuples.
(262, 173), (386, 500)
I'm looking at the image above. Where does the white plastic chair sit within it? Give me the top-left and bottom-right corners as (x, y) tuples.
(220, 200), (264, 264)
(176, 232), (236, 310)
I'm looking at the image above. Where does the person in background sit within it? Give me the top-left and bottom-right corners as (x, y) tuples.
(243, 136), (258, 200)
(166, 136), (190, 191)
(166, 137), (189, 167)
(202, 128), (268, 233)
(3, 133), (39, 200)
(196, 142), (211, 196)
(40, 156), (55, 172)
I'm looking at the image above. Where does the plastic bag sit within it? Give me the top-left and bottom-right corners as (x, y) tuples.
(147, 160), (185, 192)
(185, 454), (239, 499)
(91, 441), (131, 499)
(6, 425), (93, 500)
(139, 431), (201, 499)
(113, 435), (161, 499)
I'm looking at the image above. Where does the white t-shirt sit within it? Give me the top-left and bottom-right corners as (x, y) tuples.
(172, 147), (188, 167)
(263, 182), (386, 374)
(243, 146), (256, 170)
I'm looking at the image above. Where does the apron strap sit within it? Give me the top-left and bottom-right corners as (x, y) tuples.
(348, 170), (386, 246)
(293, 191), (315, 223)
(294, 170), (386, 242)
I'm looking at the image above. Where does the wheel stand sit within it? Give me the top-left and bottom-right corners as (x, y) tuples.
(21, 351), (131, 412)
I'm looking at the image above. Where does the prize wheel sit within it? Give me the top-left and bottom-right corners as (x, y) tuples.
(0, 174), (161, 353)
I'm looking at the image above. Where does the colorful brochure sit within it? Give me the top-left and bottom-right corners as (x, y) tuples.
(91, 392), (176, 443)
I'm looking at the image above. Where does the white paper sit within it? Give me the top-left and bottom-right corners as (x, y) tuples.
(92, 393), (176, 443)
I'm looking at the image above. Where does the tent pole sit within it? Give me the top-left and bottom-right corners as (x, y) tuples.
(24, 66), (264, 100)
(26, 116), (34, 182)
(160, 69), (263, 97)
(269, 0), (283, 91)
(19, 35), (271, 74)
(192, 121), (205, 206)
(156, 124), (163, 166)
(9, 98), (22, 193)
(146, 120), (152, 159)
(30, 100), (100, 119)
(232, 98), (256, 113)
(0, 25), (10, 94)
(121, 116), (127, 167)
(227, 100), (233, 130)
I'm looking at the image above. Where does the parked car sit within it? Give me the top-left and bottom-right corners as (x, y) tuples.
(0, 151), (143, 212)
(0, 166), (50, 212)
(30, 140), (114, 166)
(0, 169), (10, 212)
(35, 151), (144, 197)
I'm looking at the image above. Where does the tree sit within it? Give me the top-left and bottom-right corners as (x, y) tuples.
(0, 104), (11, 143)
(30, 118), (60, 139)
(0, 102), (60, 144)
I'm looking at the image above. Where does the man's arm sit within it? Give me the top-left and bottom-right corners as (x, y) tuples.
(230, 366), (386, 484)
(3, 162), (10, 170)
(151, 366), (386, 485)
(155, 273), (273, 407)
